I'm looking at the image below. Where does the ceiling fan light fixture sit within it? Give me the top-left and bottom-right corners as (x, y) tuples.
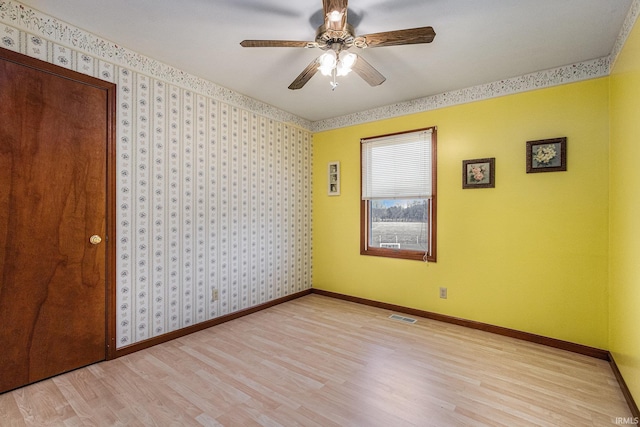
(336, 52), (357, 76)
(336, 64), (351, 77)
(319, 66), (333, 76)
(341, 51), (357, 67)
(328, 10), (344, 23)
(318, 51), (337, 76)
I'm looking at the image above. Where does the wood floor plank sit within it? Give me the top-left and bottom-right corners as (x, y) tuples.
(0, 294), (633, 426)
(12, 377), (81, 425)
(51, 375), (102, 427)
(0, 392), (26, 427)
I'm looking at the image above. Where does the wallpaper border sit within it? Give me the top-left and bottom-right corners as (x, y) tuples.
(611, 0), (640, 69)
(2, 0), (638, 133)
(310, 57), (611, 132)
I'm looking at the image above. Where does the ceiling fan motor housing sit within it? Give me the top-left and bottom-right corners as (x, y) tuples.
(315, 23), (357, 50)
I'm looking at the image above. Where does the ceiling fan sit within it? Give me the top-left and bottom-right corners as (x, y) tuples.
(240, 0), (436, 90)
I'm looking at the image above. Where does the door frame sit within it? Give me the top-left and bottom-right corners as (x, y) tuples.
(0, 46), (117, 360)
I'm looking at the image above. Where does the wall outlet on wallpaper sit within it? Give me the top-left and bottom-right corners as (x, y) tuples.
(211, 288), (219, 302)
(439, 287), (448, 299)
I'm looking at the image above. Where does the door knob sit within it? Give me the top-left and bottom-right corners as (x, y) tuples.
(90, 235), (102, 245)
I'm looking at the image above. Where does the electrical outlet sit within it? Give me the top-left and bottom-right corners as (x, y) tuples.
(211, 288), (219, 302)
(439, 287), (447, 299)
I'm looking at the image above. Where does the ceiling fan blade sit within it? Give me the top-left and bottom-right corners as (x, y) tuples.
(288, 58), (320, 90)
(240, 40), (317, 48)
(352, 55), (386, 87)
(358, 27), (436, 48)
(323, 0), (348, 30)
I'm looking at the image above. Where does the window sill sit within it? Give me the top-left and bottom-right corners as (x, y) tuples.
(361, 247), (436, 262)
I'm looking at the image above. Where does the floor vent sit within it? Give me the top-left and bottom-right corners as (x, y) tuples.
(388, 314), (417, 324)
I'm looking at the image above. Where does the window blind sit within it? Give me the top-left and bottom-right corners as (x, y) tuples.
(361, 129), (433, 200)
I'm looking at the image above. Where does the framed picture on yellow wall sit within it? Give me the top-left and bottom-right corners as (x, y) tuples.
(328, 161), (340, 196)
(526, 137), (567, 173)
(463, 157), (495, 189)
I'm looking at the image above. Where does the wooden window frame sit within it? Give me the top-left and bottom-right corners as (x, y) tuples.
(360, 127), (437, 262)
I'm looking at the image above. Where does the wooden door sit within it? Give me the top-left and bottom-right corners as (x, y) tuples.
(0, 47), (115, 393)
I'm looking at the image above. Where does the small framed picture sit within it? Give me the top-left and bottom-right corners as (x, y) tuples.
(463, 158), (495, 189)
(526, 137), (566, 173)
(328, 161), (340, 196)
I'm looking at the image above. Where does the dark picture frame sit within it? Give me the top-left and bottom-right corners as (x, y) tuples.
(526, 137), (567, 173)
(462, 157), (495, 189)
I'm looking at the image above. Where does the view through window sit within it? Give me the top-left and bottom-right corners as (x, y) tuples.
(370, 199), (429, 251)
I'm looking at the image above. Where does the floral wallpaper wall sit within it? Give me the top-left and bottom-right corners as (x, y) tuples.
(0, 1), (312, 348)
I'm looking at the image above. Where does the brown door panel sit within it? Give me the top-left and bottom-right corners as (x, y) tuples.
(0, 47), (114, 393)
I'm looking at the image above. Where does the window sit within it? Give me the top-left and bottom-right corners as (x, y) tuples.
(360, 127), (437, 262)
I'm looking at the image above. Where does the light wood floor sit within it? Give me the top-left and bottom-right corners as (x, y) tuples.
(0, 295), (632, 426)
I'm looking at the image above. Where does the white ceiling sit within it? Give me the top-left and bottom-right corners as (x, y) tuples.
(19, 0), (633, 122)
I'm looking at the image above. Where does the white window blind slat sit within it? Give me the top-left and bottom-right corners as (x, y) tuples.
(362, 129), (432, 200)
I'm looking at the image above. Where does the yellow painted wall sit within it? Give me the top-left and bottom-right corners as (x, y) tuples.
(313, 78), (610, 349)
(609, 18), (640, 404)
